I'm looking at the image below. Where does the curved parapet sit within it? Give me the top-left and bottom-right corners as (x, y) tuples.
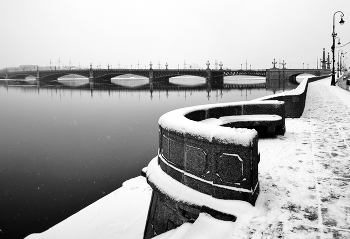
(143, 100), (285, 238)
(156, 101), (284, 201)
(256, 75), (330, 118)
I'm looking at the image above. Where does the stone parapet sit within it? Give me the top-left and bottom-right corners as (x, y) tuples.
(255, 75), (330, 118)
(143, 100), (286, 238)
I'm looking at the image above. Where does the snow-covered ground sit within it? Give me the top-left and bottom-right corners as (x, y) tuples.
(26, 77), (350, 239)
(25, 176), (152, 239)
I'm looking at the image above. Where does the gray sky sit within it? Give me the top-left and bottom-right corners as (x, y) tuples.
(1, 0), (349, 70)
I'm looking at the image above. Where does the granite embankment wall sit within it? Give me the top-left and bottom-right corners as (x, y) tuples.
(256, 75), (331, 118)
(144, 100), (286, 238)
(143, 75), (329, 238)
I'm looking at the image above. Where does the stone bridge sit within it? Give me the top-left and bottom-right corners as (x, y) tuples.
(266, 68), (331, 83)
(0, 67), (266, 85)
(0, 66), (330, 86)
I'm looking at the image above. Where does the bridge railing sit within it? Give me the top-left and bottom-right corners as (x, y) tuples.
(0, 67), (267, 72)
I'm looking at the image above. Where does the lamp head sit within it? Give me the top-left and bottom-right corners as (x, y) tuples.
(339, 16), (345, 25)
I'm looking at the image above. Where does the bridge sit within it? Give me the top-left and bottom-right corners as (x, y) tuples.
(266, 68), (331, 83)
(0, 65), (331, 85)
(0, 66), (266, 84)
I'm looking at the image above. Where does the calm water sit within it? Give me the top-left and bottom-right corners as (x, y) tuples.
(0, 75), (296, 239)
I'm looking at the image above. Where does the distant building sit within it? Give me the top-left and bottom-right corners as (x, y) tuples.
(19, 65), (38, 71)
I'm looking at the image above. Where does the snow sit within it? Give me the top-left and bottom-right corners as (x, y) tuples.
(152, 223), (192, 239)
(329, 81), (350, 108)
(158, 100), (282, 146)
(254, 76), (309, 101)
(200, 114), (282, 126)
(153, 213), (235, 239)
(26, 77), (350, 239)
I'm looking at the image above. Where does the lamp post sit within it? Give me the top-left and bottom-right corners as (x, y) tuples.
(340, 52), (347, 76)
(335, 36), (341, 45)
(331, 11), (345, 86)
(337, 49), (344, 77)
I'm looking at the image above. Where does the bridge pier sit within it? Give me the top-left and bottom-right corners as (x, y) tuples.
(149, 68), (154, 81)
(205, 68), (212, 84)
(89, 65), (95, 83)
(266, 68), (330, 84)
(211, 76), (224, 85)
(36, 67), (41, 81)
(151, 77), (170, 84)
(149, 69), (171, 84)
(89, 78), (112, 84)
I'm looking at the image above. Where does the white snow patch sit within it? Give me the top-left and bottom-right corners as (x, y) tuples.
(153, 213), (235, 239)
(319, 77), (350, 108)
(152, 223), (192, 239)
(254, 77), (309, 101)
(200, 114), (282, 126)
(159, 101), (282, 146)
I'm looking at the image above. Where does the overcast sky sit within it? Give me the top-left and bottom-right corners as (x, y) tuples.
(1, 0), (349, 70)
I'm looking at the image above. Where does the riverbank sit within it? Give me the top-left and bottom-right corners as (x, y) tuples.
(26, 77), (350, 238)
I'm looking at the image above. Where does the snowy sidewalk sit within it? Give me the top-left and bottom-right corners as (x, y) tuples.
(236, 78), (350, 238)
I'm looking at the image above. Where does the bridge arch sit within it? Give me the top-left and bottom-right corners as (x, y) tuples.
(153, 70), (208, 80)
(111, 74), (149, 87)
(57, 74), (88, 79)
(168, 75), (206, 86)
(288, 73), (315, 84)
(8, 73), (36, 79)
(96, 73), (149, 80)
(41, 73), (89, 81)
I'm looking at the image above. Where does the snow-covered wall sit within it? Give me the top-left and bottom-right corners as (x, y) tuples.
(255, 75), (330, 118)
(144, 100), (286, 238)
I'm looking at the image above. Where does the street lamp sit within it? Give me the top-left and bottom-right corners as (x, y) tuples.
(340, 52), (347, 75)
(331, 11), (345, 86)
(337, 49), (344, 77)
(335, 36), (341, 45)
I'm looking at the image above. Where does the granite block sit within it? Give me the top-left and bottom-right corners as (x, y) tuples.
(158, 155), (167, 173)
(169, 138), (184, 169)
(212, 185), (247, 201)
(161, 135), (169, 160)
(215, 153), (244, 184)
(185, 144), (207, 175)
(183, 174), (213, 196)
(166, 165), (183, 183)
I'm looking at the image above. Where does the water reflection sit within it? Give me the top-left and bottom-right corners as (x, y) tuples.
(0, 75), (294, 98)
(0, 76), (296, 239)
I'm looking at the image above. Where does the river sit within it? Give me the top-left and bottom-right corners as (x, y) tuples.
(0, 75), (296, 239)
